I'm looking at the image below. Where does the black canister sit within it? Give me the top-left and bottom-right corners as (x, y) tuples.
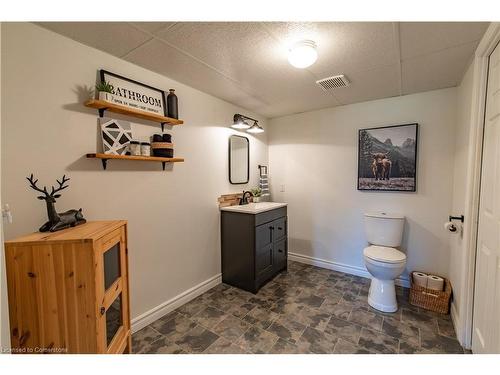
(152, 134), (163, 143)
(167, 89), (178, 119)
(162, 133), (172, 143)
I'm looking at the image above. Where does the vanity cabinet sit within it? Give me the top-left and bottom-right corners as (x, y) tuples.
(221, 205), (287, 293)
(4, 221), (131, 354)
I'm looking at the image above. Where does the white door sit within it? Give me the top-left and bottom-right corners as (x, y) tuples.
(472, 41), (500, 354)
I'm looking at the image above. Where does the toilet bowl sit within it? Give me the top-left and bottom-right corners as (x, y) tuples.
(364, 246), (406, 312)
(363, 212), (406, 313)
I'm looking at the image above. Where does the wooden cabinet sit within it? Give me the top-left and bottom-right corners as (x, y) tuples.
(4, 221), (131, 354)
(221, 206), (287, 293)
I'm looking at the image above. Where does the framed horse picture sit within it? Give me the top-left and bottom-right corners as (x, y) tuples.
(358, 123), (418, 192)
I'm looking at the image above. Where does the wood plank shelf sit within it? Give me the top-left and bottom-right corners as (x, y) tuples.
(84, 99), (183, 131)
(87, 153), (184, 170)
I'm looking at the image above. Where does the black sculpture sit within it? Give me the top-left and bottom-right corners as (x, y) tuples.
(26, 174), (87, 232)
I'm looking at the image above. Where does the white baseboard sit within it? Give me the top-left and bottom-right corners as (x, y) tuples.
(131, 273), (222, 333)
(288, 252), (410, 288)
(450, 302), (466, 348)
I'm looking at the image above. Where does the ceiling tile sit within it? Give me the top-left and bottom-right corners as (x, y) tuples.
(123, 38), (267, 110)
(263, 22), (399, 77)
(332, 64), (401, 105)
(37, 22), (152, 58)
(154, 22), (319, 103)
(400, 22), (489, 60)
(402, 41), (479, 95)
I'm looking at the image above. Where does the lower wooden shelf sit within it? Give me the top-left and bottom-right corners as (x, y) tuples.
(86, 153), (184, 170)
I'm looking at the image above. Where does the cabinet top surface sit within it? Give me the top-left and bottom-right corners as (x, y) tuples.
(220, 202), (287, 214)
(5, 220), (127, 245)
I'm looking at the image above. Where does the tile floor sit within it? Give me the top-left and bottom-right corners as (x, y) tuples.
(132, 261), (466, 354)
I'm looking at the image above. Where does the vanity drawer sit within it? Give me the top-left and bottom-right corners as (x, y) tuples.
(254, 207), (287, 226)
(272, 217), (287, 241)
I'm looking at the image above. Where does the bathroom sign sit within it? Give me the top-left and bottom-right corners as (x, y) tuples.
(99, 70), (167, 116)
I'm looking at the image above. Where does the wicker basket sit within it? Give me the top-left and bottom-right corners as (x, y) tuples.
(409, 271), (452, 314)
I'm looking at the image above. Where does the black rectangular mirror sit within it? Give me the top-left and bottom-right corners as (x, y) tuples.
(229, 135), (249, 184)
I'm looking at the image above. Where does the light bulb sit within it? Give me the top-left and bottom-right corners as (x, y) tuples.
(288, 40), (318, 69)
(247, 123), (264, 134)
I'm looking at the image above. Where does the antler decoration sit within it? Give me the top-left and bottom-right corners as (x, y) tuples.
(51, 175), (70, 196)
(26, 173), (49, 196)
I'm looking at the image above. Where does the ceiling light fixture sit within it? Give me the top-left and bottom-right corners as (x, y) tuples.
(231, 114), (264, 133)
(246, 121), (265, 134)
(288, 40), (318, 69)
(231, 114), (251, 130)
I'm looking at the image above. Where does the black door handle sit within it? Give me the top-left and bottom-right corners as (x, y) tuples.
(278, 249), (283, 253)
(278, 227), (283, 230)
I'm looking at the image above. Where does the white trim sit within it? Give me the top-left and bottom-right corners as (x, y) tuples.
(451, 302), (462, 345)
(131, 273), (221, 333)
(461, 22), (500, 350)
(288, 252), (410, 288)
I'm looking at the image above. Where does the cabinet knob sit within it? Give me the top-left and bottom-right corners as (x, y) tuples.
(100, 306), (105, 316)
(278, 249), (283, 253)
(278, 227), (283, 230)
(269, 226), (274, 230)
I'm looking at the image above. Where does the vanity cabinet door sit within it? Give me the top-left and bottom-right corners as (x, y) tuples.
(255, 223), (274, 280)
(273, 239), (287, 271)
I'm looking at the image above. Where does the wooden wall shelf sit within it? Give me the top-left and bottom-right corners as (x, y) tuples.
(87, 153), (184, 170)
(84, 99), (183, 131)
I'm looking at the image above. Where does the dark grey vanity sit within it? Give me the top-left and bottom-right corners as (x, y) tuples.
(221, 202), (288, 293)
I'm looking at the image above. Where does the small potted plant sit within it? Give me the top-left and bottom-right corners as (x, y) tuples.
(95, 81), (115, 102)
(251, 187), (262, 203)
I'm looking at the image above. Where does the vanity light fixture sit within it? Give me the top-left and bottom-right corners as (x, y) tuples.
(246, 121), (265, 134)
(231, 114), (251, 130)
(231, 113), (264, 133)
(288, 40), (318, 69)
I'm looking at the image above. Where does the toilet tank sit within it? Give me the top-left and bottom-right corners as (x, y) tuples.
(364, 212), (405, 247)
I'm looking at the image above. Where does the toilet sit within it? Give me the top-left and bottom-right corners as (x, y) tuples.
(363, 212), (406, 313)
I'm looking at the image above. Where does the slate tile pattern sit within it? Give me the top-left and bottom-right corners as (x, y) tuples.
(132, 261), (466, 354)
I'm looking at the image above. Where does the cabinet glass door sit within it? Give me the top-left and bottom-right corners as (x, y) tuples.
(106, 293), (123, 346)
(104, 242), (121, 291)
(97, 227), (130, 353)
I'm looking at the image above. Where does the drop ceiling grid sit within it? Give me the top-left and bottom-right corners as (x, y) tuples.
(36, 22), (490, 118)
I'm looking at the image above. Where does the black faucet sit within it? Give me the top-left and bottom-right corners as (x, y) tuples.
(239, 191), (254, 205)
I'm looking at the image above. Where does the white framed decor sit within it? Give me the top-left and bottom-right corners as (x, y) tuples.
(99, 70), (167, 116)
(99, 117), (133, 155)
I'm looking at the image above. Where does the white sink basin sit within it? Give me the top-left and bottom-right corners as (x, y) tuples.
(220, 202), (287, 214)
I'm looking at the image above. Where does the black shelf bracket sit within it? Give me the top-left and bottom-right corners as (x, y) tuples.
(449, 215), (464, 223)
(101, 159), (108, 170)
(98, 108), (108, 118)
(162, 162), (166, 171)
(161, 123), (166, 132)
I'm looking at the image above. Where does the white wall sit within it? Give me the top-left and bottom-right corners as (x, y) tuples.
(0, 21), (11, 351)
(448, 62), (474, 336)
(0, 23), (268, 323)
(268, 88), (457, 282)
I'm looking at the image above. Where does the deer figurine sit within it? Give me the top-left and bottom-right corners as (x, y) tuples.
(26, 174), (87, 232)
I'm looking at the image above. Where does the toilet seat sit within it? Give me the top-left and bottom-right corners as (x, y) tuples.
(364, 245), (406, 264)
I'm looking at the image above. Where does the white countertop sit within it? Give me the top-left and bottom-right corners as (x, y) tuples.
(220, 202), (287, 214)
